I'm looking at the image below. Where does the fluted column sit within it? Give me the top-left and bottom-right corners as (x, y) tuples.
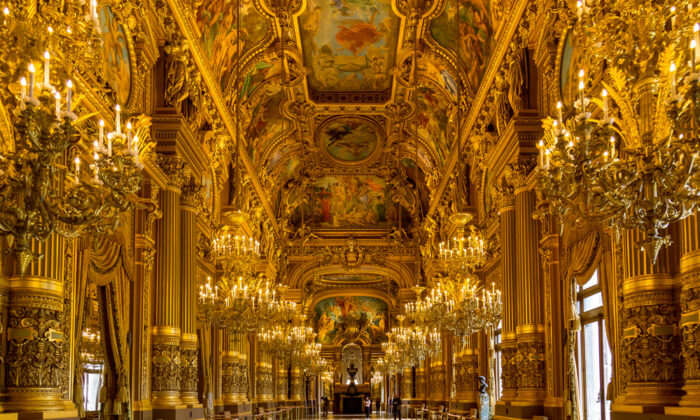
(4, 235), (67, 412)
(151, 156), (188, 408)
(290, 364), (304, 405)
(496, 186), (518, 404)
(680, 212), (700, 406)
(514, 185), (546, 406)
(256, 353), (274, 403)
(213, 327), (224, 412)
(401, 367), (413, 401)
(621, 229), (681, 406)
(277, 363), (289, 403)
(415, 360), (426, 403)
(180, 181), (200, 405)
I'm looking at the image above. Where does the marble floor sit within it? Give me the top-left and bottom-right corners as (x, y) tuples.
(312, 414), (408, 420)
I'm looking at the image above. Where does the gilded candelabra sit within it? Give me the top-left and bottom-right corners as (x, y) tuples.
(438, 225), (488, 276)
(0, 2), (144, 274)
(391, 315), (441, 367)
(537, 0), (700, 261)
(80, 327), (103, 363)
(379, 337), (406, 374)
(258, 324), (314, 362)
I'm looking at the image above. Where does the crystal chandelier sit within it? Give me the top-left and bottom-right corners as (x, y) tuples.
(438, 225), (488, 277)
(404, 285), (451, 330)
(211, 221), (261, 276)
(258, 324), (314, 362)
(198, 275), (296, 334)
(0, 3), (143, 274)
(371, 370), (383, 385)
(391, 315), (441, 367)
(537, 0), (700, 261)
(379, 337), (407, 374)
(80, 327), (103, 363)
(296, 342), (328, 377)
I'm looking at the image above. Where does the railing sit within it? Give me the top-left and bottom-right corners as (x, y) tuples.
(206, 406), (300, 420)
(415, 407), (477, 420)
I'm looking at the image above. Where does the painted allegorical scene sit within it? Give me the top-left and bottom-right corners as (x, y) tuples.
(196, 0), (269, 91)
(314, 296), (388, 344)
(410, 86), (452, 167)
(98, 5), (131, 105)
(429, 0), (501, 93)
(320, 117), (380, 162)
(292, 175), (407, 228)
(298, 0), (400, 92)
(246, 90), (289, 162)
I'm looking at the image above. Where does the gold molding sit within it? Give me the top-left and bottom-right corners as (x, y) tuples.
(622, 273), (674, 294)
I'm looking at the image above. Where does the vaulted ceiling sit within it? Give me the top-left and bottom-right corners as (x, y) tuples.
(191, 0), (503, 241)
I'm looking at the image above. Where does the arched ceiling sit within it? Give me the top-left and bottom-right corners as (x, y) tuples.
(188, 0), (504, 293)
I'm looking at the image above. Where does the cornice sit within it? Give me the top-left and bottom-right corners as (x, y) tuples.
(164, 0), (280, 236)
(426, 0), (533, 217)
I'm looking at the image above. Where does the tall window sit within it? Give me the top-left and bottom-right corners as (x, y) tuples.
(577, 271), (612, 420)
(494, 320), (502, 400)
(83, 363), (104, 413)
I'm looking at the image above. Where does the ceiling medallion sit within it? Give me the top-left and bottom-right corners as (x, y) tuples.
(317, 116), (383, 167)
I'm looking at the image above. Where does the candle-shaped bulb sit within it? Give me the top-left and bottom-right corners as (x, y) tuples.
(74, 156), (81, 182)
(98, 119), (105, 148)
(578, 80), (585, 91)
(66, 79), (73, 113)
(670, 62), (677, 96)
(3, 6), (9, 15)
(28, 63), (35, 98)
(54, 91), (61, 119)
(578, 69), (585, 79)
(43, 51), (50, 86)
(20, 77), (26, 97)
(115, 104), (121, 133)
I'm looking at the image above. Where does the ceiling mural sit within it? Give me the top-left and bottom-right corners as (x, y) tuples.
(318, 116), (381, 164)
(196, 0), (270, 90)
(428, 0), (501, 93)
(410, 85), (453, 167)
(319, 274), (384, 282)
(246, 89), (289, 162)
(314, 296), (387, 344)
(98, 5), (132, 105)
(297, 0), (400, 93)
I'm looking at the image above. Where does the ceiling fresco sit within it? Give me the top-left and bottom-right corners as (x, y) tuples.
(428, 0), (502, 93)
(195, 0), (270, 91)
(318, 116), (381, 164)
(297, 0), (400, 93)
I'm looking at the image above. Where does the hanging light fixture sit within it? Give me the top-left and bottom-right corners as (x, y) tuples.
(0, 2), (144, 274)
(537, 0), (700, 261)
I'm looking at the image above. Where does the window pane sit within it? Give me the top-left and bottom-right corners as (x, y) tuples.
(83, 370), (102, 412)
(580, 270), (599, 291)
(583, 322), (602, 420)
(583, 292), (603, 312)
(602, 322), (612, 420)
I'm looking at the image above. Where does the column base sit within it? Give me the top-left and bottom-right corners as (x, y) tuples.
(3, 387), (65, 412)
(679, 381), (700, 406)
(180, 391), (199, 406)
(152, 405), (204, 420)
(623, 383), (683, 406)
(151, 390), (184, 408)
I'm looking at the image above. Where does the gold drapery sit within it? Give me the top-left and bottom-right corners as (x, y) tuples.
(87, 233), (133, 418)
(199, 324), (213, 415)
(562, 223), (616, 416)
(71, 241), (93, 418)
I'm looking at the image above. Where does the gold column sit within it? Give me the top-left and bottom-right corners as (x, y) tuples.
(401, 367), (413, 401)
(514, 186), (546, 406)
(496, 186), (518, 403)
(222, 332), (237, 407)
(414, 361), (426, 403)
(256, 352), (274, 403)
(236, 336), (250, 404)
(680, 212), (700, 406)
(180, 181), (200, 405)
(277, 363), (289, 403)
(621, 229), (682, 406)
(4, 235), (67, 412)
(290, 365), (304, 405)
(213, 327), (224, 411)
(151, 156), (187, 408)
(455, 338), (479, 411)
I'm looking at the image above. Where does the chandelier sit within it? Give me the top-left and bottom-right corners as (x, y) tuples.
(0, 3), (144, 275)
(391, 315), (441, 367)
(80, 327), (103, 363)
(296, 342), (328, 377)
(406, 278), (501, 338)
(438, 225), (487, 277)
(371, 370), (383, 385)
(537, 0), (700, 261)
(258, 324), (313, 361)
(198, 275), (296, 334)
(379, 337), (407, 374)
(211, 221), (261, 276)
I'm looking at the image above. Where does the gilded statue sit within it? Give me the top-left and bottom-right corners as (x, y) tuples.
(340, 238), (364, 271)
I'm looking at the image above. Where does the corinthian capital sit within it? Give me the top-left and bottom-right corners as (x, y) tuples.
(157, 155), (191, 191)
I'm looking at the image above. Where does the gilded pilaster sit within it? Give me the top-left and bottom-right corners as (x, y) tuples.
(415, 363), (426, 402)
(256, 354), (274, 403)
(621, 229), (682, 406)
(401, 367), (413, 401)
(180, 180), (201, 405)
(277, 365), (289, 402)
(454, 339), (479, 411)
(514, 179), (546, 406)
(428, 360), (447, 407)
(289, 366), (304, 404)
(495, 183), (518, 403)
(222, 341), (237, 406)
(151, 156), (189, 408)
(5, 235), (67, 412)
(679, 212), (700, 406)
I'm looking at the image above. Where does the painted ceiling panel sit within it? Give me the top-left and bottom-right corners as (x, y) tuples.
(297, 0), (400, 93)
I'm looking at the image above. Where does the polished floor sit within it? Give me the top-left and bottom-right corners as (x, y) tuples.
(313, 414), (408, 420)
